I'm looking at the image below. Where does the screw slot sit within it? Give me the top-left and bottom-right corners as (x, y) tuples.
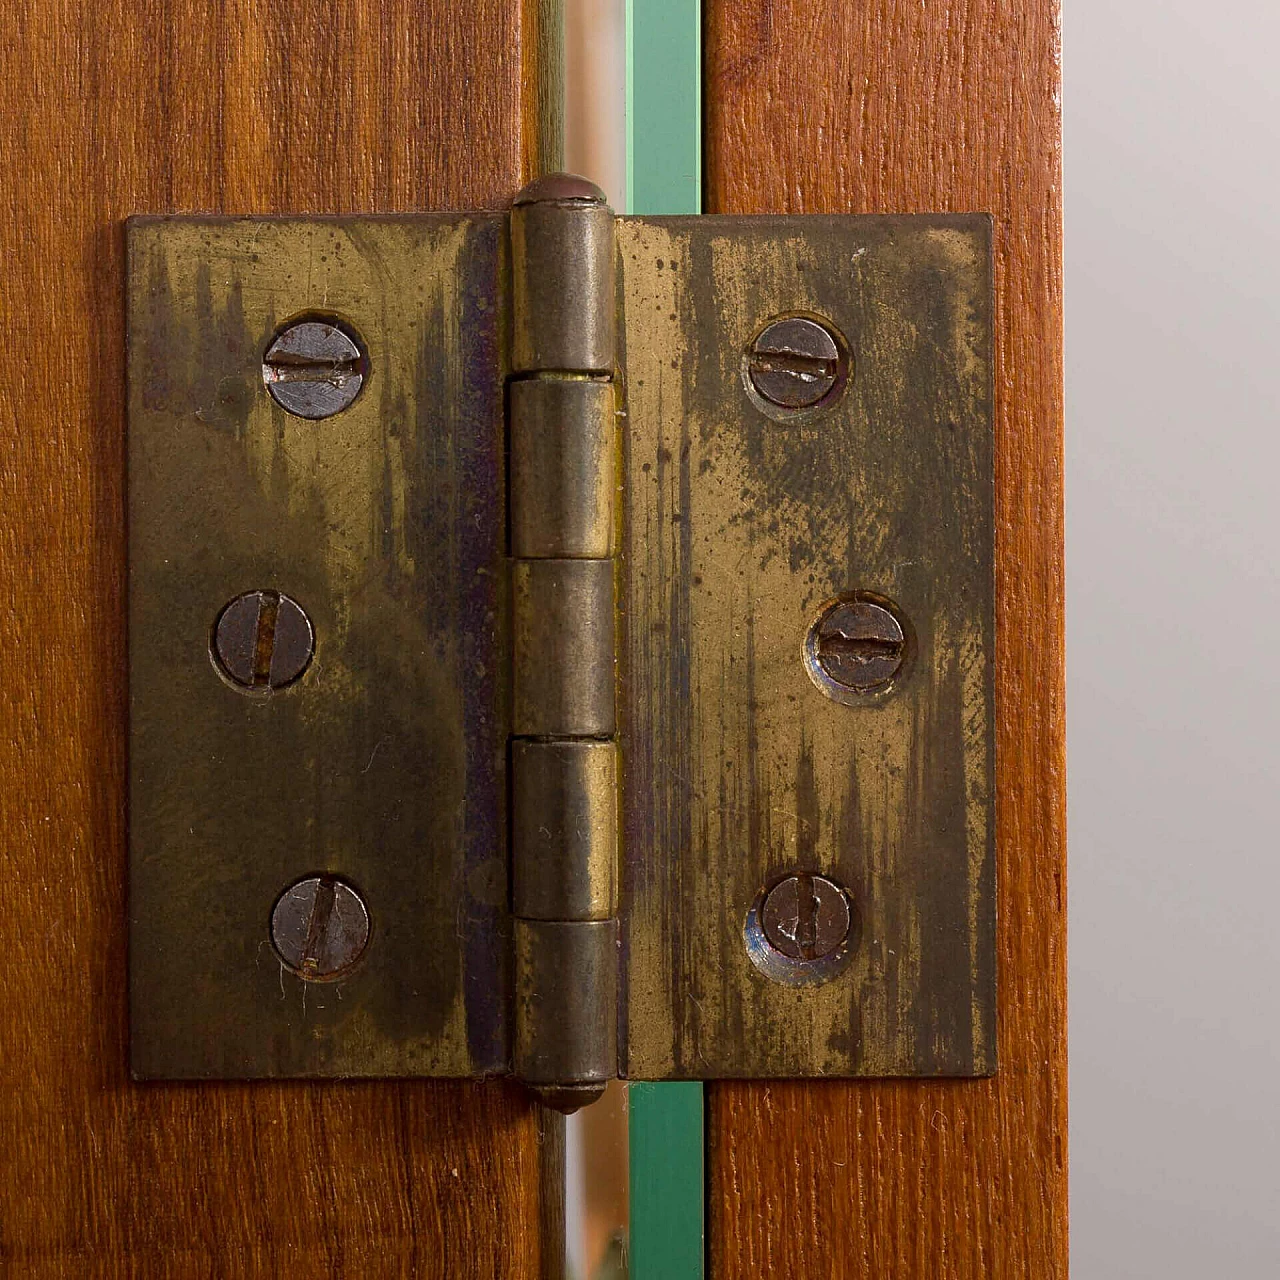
(803, 591), (910, 703)
(263, 318), (367, 419)
(212, 590), (314, 693)
(745, 872), (856, 986)
(743, 315), (849, 418)
(271, 874), (371, 982)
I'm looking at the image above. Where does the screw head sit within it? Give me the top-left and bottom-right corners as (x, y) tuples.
(213, 590), (314, 692)
(271, 875), (371, 981)
(263, 320), (365, 419)
(745, 316), (845, 411)
(761, 873), (851, 961)
(805, 594), (906, 699)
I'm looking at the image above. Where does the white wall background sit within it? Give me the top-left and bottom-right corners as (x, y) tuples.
(1067, 2), (1280, 1273)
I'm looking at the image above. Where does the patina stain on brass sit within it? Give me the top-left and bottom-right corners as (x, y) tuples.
(128, 216), (510, 1078)
(615, 216), (996, 1079)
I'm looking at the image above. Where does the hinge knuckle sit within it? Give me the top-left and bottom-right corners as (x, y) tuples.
(510, 197), (615, 374)
(510, 378), (616, 558)
(512, 740), (616, 920)
(514, 919), (618, 1091)
(512, 559), (615, 736)
(509, 180), (620, 1107)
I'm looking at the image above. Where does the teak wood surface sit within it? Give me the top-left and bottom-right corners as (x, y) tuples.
(0, 1), (560, 1274)
(704, 2), (1066, 1277)
(1, 0), (1064, 1274)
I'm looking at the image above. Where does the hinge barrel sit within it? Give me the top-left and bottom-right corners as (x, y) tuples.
(511, 178), (615, 374)
(512, 740), (617, 919)
(510, 378), (615, 558)
(512, 559), (615, 736)
(513, 919), (617, 1114)
(508, 177), (619, 1112)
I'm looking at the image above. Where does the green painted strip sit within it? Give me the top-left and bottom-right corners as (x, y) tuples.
(626, 0), (701, 216)
(628, 1081), (704, 1278)
(626, 6), (704, 1275)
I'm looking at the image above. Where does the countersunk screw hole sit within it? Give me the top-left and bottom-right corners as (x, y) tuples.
(212, 590), (314, 692)
(803, 592), (910, 702)
(270, 874), (371, 982)
(744, 315), (849, 416)
(263, 318), (366, 419)
(745, 872), (856, 986)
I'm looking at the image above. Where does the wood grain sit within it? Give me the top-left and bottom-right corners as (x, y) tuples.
(704, 2), (1066, 1276)
(0, 1), (558, 1273)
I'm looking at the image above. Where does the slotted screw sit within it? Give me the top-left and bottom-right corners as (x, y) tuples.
(809, 596), (905, 695)
(271, 875), (371, 981)
(213, 590), (314, 691)
(746, 316), (842, 410)
(760, 873), (851, 961)
(262, 320), (365, 419)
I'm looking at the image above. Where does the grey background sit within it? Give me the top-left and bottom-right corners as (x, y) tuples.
(1068, 1), (1280, 1273)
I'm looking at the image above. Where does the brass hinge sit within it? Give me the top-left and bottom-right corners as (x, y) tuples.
(127, 176), (995, 1110)
(509, 178), (620, 1111)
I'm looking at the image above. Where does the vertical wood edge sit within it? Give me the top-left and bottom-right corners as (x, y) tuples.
(701, 0), (1066, 1275)
(524, 0), (566, 177)
(0, 0), (553, 1272)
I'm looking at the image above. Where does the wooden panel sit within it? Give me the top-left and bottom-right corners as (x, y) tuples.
(704, 2), (1066, 1277)
(0, 1), (558, 1273)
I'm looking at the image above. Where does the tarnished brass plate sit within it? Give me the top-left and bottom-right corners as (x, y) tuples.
(616, 216), (995, 1078)
(128, 217), (510, 1077)
(130, 210), (992, 1084)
